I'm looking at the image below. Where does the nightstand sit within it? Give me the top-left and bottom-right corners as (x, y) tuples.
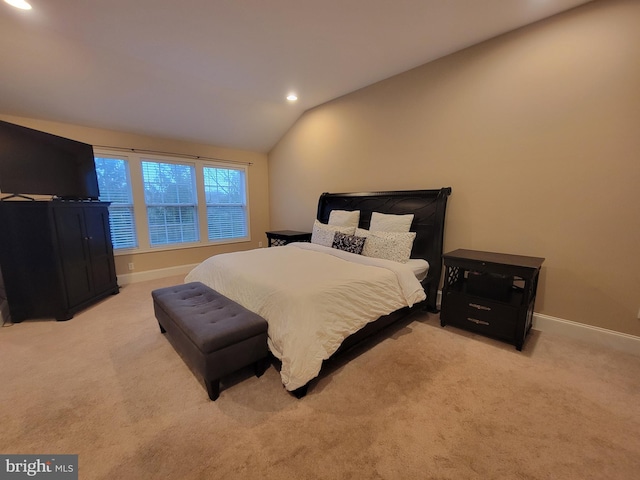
(440, 249), (544, 351)
(265, 230), (312, 247)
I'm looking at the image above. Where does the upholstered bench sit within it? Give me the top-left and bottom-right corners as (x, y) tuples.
(152, 282), (270, 400)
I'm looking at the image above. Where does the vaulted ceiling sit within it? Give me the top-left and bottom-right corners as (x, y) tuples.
(0, 0), (593, 153)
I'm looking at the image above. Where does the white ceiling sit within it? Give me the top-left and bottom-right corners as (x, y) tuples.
(0, 0), (593, 153)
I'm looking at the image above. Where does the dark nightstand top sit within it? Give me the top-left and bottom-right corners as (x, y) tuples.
(266, 230), (311, 238)
(265, 230), (312, 246)
(443, 249), (545, 270)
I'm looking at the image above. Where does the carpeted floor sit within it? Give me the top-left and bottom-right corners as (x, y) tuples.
(1, 275), (639, 479)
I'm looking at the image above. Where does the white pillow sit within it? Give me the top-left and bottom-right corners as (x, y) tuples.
(356, 228), (416, 263)
(328, 209), (360, 229)
(311, 220), (356, 247)
(370, 212), (414, 233)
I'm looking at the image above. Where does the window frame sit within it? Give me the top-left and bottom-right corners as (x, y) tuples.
(93, 148), (251, 256)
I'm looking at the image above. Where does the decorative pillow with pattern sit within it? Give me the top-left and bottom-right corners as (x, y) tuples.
(311, 220), (356, 247)
(331, 231), (366, 255)
(328, 209), (360, 229)
(370, 212), (414, 232)
(356, 228), (416, 263)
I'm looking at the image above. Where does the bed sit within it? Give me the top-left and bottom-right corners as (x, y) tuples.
(185, 188), (451, 396)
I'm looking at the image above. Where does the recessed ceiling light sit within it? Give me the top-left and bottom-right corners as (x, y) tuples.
(4, 0), (32, 10)
(286, 94), (298, 102)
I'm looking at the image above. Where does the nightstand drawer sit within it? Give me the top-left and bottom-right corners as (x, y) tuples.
(441, 291), (518, 341)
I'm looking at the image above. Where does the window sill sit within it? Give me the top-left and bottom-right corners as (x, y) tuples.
(113, 236), (252, 256)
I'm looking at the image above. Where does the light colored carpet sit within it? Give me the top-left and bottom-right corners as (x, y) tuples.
(1, 275), (638, 479)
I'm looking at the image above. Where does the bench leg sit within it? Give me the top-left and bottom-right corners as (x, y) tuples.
(254, 356), (270, 378)
(206, 379), (220, 401)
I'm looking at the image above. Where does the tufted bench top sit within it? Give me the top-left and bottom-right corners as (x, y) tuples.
(152, 282), (267, 353)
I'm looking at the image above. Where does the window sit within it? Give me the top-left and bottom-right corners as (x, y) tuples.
(203, 166), (247, 240)
(94, 156), (138, 249)
(141, 160), (199, 246)
(93, 149), (250, 253)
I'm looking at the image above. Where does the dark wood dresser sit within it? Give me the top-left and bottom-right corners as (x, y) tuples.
(0, 200), (119, 321)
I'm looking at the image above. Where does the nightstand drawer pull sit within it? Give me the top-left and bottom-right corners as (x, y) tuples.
(469, 303), (491, 311)
(467, 317), (490, 326)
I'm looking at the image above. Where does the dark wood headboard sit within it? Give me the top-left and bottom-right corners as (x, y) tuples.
(316, 187), (452, 312)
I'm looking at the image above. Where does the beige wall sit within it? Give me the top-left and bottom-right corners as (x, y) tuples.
(268, 0), (640, 336)
(0, 114), (270, 278)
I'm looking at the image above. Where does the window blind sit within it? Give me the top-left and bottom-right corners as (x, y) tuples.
(203, 166), (247, 240)
(94, 157), (138, 249)
(141, 160), (198, 246)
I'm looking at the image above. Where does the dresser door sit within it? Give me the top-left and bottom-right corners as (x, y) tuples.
(83, 205), (117, 295)
(53, 204), (93, 309)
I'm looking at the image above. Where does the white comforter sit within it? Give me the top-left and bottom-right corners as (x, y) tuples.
(184, 242), (426, 391)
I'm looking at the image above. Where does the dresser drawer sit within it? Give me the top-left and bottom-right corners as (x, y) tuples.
(441, 291), (518, 341)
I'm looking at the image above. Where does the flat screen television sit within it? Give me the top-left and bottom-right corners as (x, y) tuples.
(0, 120), (100, 200)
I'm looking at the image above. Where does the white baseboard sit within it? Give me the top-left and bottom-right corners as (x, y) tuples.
(532, 313), (640, 356)
(117, 263), (199, 286)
